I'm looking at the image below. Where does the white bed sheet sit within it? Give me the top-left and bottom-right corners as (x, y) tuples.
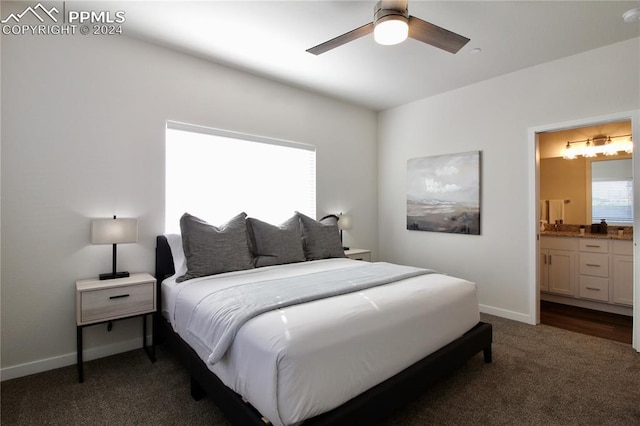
(163, 259), (480, 426)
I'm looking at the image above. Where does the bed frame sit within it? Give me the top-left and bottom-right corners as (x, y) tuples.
(154, 235), (492, 425)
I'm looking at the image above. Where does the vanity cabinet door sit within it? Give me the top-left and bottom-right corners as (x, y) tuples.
(547, 249), (575, 296)
(613, 255), (633, 306)
(540, 250), (550, 292)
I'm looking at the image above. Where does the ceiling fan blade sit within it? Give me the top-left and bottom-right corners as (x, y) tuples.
(408, 16), (470, 54)
(306, 22), (374, 55)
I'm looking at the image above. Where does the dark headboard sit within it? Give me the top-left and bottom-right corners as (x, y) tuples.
(155, 235), (175, 282)
(155, 235), (176, 316)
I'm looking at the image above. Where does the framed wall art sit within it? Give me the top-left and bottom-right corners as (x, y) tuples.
(407, 151), (481, 234)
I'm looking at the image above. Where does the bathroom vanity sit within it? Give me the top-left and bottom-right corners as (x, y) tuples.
(540, 231), (633, 316)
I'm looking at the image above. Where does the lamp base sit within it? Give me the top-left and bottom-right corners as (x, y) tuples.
(99, 271), (130, 280)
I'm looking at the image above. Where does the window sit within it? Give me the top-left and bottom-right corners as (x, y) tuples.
(591, 158), (633, 225)
(165, 122), (316, 233)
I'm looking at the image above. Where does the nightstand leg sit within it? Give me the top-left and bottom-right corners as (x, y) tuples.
(77, 326), (84, 383)
(143, 314), (155, 362)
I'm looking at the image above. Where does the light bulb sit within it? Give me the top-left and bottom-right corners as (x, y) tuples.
(562, 142), (576, 160)
(583, 139), (596, 158)
(624, 137), (633, 154)
(603, 136), (617, 156)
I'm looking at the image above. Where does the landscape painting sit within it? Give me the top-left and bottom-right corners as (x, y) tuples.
(407, 151), (481, 234)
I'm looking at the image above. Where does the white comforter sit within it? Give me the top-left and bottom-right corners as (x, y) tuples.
(163, 258), (480, 426)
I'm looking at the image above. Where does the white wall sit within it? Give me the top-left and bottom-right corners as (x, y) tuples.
(378, 38), (640, 323)
(1, 33), (378, 379)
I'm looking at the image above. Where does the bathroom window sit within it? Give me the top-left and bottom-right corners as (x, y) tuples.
(591, 158), (633, 225)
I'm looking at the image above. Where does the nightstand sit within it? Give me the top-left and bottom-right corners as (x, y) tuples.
(76, 273), (157, 383)
(345, 248), (371, 262)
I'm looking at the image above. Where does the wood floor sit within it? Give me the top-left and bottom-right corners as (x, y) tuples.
(540, 301), (633, 344)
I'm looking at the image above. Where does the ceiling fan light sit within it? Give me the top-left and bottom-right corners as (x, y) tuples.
(374, 16), (409, 45)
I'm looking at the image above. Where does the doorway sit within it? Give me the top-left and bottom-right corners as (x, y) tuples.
(529, 110), (639, 351)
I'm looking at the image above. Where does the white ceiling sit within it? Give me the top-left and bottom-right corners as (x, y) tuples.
(95, 1), (640, 111)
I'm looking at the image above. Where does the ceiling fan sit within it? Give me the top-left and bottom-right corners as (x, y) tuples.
(306, 0), (470, 55)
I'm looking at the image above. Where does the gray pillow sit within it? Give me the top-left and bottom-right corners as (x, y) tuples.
(177, 212), (253, 282)
(296, 212), (346, 260)
(247, 216), (305, 267)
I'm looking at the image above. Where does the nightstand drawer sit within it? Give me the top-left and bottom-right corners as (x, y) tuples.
(80, 282), (154, 324)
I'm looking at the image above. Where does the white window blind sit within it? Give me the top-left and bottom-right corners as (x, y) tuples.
(591, 159), (633, 225)
(165, 122), (316, 233)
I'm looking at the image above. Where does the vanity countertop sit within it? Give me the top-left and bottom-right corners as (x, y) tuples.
(541, 230), (632, 241)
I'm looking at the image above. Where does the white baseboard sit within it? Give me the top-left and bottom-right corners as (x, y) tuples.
(1, 335), (152, 382)
(479, 304), (533, 325)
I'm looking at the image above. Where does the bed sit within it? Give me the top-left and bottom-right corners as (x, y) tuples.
(154, 213), (492, 425)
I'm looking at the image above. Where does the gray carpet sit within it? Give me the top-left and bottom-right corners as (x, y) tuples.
(2, 314), (639, 425)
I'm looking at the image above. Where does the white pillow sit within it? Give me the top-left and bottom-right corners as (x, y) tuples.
(165, 233), (187, 279)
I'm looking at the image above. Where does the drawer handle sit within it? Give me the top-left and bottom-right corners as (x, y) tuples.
(585, 245), (601, 248)
(109, 294), (130, 300)
(585, 264), (601, 267)
(585, 287), (601, 291)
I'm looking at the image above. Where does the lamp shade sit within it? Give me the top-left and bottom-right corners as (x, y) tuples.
(338, 214), (353, 231)
(91, 218), (138, 245)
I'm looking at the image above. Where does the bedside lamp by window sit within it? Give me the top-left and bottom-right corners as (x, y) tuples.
(337, 213), (352, 250)
(91, 216), (138, 280)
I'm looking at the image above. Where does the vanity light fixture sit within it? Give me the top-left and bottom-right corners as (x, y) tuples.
(562, 133), (633, 159)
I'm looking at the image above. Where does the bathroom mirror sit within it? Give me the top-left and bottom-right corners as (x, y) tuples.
(538, 120), (633, 226)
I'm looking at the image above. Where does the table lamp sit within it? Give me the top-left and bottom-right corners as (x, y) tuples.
(91, 215), (138, 280)
(338, 213), (352, 250)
